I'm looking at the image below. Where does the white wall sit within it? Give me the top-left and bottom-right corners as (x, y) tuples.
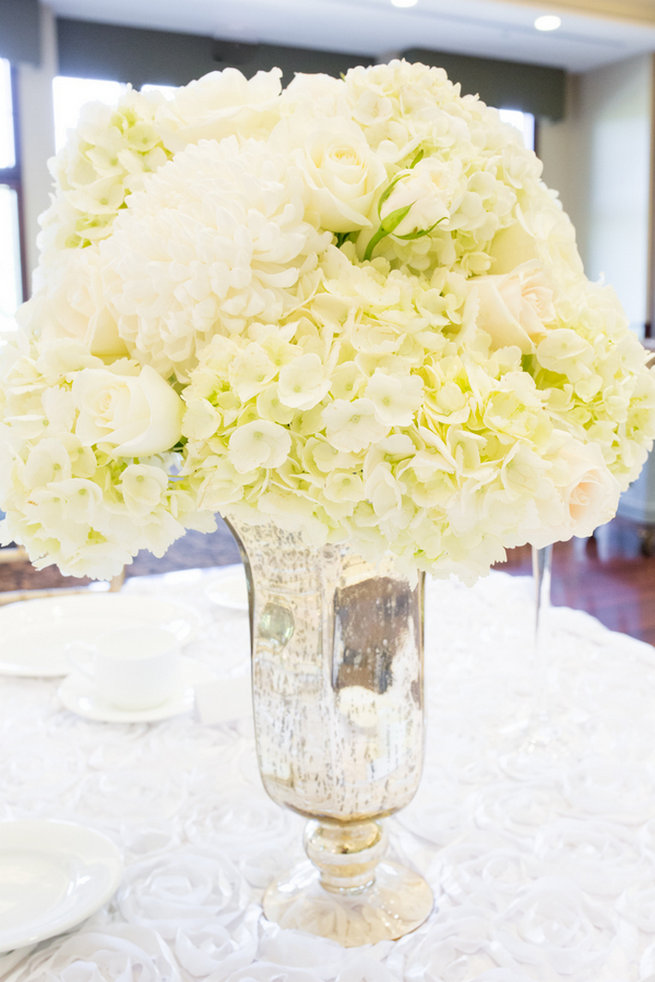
(16, 5), (56, 288)
(538, 76), (582, 226)
(539, 54), (654, 336)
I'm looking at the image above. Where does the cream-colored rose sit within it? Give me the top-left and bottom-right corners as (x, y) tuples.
(557, 439), (620, 537)
(466, 261), (556, 353)
(530, 437), (621, 544)
(288, 119), (387, 233)
(72, 365), (183, 456)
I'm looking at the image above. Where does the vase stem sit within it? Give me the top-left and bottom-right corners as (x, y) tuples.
(304, 820), (387, 894)
(531, 543), (553, 724)
(532, 543), (553, 645)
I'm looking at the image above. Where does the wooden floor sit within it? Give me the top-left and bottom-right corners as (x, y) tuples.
(1, 513), (654, 647)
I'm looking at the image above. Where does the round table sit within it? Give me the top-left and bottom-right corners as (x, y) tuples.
(2, 566), (654, 981)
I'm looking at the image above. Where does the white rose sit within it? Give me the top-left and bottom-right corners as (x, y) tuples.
(287, 119), (387, 233)
(379, 157), (463, 237)
(157, 68), (282, 146)
(488, 218), (539, 274)
(72, 365), (183, 456)
(466, 261), (556, 353)
(282, 71), (348, 116)
(22, 250), (127, 359)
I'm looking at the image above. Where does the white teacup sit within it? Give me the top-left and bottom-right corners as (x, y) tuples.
(68, 625), (182, 711)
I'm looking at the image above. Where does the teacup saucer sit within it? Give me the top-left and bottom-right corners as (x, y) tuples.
(57, 657), (215, 723)
(206, 566), (249, 612)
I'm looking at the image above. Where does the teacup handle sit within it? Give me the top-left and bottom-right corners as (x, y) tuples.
(64, 641), (96, 679)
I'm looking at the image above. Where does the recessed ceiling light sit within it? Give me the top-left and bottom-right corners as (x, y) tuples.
(391, 0), (418, 8)
(534, 14), (562, 31)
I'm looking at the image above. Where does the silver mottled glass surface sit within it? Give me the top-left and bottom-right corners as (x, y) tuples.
(231, 520), (424, 821)
(227, 519), (432, 945)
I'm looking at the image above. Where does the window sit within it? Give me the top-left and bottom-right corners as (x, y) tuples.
(0, 58), (24, 334)
(52, 75), (176, 152)
(52, 76), (126, 152)
(498, 109), (535, 151)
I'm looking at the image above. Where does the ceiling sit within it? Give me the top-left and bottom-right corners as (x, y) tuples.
(43, 0), (655, 72)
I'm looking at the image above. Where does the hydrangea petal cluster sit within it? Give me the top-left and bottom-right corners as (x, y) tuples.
(2, 59), (654, 580)
(37, 88), (172, 269)
(0, 340), (213, 578)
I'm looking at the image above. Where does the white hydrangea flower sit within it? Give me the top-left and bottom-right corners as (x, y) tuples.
(0, 340), (212, 578)
(322, 398), (389, 453)
(365, 461), (405, 521)
(38, 87), (171, 265)
(324, 470), (365, 503)
(365, 371), (423, 426)
(3, 59), (655, 581)
(119, 463), (169, 516)
(278, 353), (329, 410)
(228, 420), (292, 473)
(229, 344), (277, 403)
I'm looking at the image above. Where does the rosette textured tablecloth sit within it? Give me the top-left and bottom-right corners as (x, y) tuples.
(2, 566), (655, 982)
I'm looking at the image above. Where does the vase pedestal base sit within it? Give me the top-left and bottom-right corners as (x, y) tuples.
(262, 859), (434, 947)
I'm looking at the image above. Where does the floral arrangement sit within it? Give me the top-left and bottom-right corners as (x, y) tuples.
(1, 60), (654, 580)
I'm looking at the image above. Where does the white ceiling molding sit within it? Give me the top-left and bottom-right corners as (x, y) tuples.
(43, 0), (655, 71)
(499, 0), (655, 26)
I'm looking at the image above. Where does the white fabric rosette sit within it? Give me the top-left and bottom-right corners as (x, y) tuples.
(117, 847), (248, 935)
(385, 906), (524, 981)
(494, 877), (626, 978)
(183, 786), (303, 888)
(7, 926), (181, 982)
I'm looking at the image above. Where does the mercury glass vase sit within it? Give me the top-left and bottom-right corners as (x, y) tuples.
(227, 518), (433, 946)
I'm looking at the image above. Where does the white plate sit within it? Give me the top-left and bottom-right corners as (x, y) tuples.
(58, 656), (215, 722)
(206, 568), (249, 612)
(0, 593), (201, 678)
(0, 819), (123, 953)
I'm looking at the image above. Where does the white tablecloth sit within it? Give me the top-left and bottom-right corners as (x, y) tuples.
(2, 567), (655, 982)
